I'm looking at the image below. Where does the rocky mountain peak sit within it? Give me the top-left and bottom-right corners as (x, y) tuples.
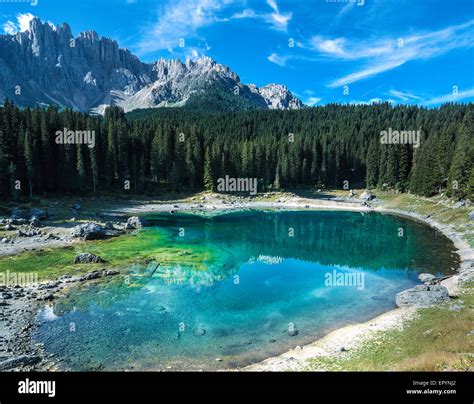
(0, 17), (304, 113)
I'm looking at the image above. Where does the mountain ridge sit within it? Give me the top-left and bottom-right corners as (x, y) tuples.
(0, 17), (304, 113)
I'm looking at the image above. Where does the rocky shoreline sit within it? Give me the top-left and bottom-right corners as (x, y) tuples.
(0, 269), (120, 372)
(0, 193), (472, 372)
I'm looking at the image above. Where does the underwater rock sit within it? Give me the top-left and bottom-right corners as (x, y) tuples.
(287, 328), (299, 337)
(193, 327), (207, 337)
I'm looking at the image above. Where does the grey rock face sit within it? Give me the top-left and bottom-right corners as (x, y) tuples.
(254, 83), (303, 110)
(396, 284), (450, 308)
(0, 18), (303, 113)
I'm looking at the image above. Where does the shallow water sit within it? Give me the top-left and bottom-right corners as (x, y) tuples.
(34, 210), (459, 370)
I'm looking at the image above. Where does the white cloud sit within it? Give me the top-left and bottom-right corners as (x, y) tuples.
(311, 35), (391, 59)
(137, 0), (233, 54)
(2, 13), (35, 35)
(388, 89), (422, 102)
(311, 37), (347, 56)
(232, 9), (256, 19)
(336, 2), (356, 21)
(305, 96), (322, 106)
(231, 0), (292, 32)
(311, 19), (474, 87)
(422, 88), (474, 106)
(267, 0), (292, 31)
(267, 52), (287, 66)
(329, 58), (406, 88)
(136, 0), (292, 54)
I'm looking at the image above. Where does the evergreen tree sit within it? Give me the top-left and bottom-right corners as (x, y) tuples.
(203, 148), (214, 191)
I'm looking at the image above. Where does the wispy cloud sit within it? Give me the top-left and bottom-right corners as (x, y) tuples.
(388, 89), (422, 102)
(267, 52), (287, 66)
(305, 96), (322, 106)
(231, 0), (292, 32)
(266, 0), (292, 31)
(137, 0), (233, 55)
(310, 19), (474, 87)
(422, 88), (474, 106)
(137, 0), (292, 56)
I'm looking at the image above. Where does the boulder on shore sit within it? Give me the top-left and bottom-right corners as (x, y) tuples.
(418, 273), (436, 283)
(29, 216), (41, 227)
(125, 216), (149, 229)
(396, 284), (450, 308)
(360, 191), (375, 201)
(73, 253), (107, 264)
(72, 222), (106, 240)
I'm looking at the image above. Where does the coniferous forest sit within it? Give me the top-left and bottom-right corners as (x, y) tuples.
(0, 100), (472, 201)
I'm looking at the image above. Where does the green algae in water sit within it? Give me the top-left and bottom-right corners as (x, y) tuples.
(0, 225), (221, 280)
(34, 210), (459, 370)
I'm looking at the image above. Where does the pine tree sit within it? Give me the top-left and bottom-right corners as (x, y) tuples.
(203, 148), (214, 191)
(365, 139), (379, 188)
(274, 163), (281, 190)
(447, 111), (474, 198)
(24, 128), (34, 198)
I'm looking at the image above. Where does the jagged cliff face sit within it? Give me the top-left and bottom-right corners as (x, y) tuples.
(0, 18), (303, 113)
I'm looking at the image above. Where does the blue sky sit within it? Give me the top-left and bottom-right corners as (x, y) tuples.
(1, 0), (473, 106)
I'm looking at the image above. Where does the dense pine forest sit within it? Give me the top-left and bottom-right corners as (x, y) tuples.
(0, 100), (472, 201)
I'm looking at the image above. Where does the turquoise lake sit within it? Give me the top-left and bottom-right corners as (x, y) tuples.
(33, 210), (459, 370)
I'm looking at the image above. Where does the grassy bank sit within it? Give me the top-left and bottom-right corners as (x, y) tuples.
(306, 283), (473, 371)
